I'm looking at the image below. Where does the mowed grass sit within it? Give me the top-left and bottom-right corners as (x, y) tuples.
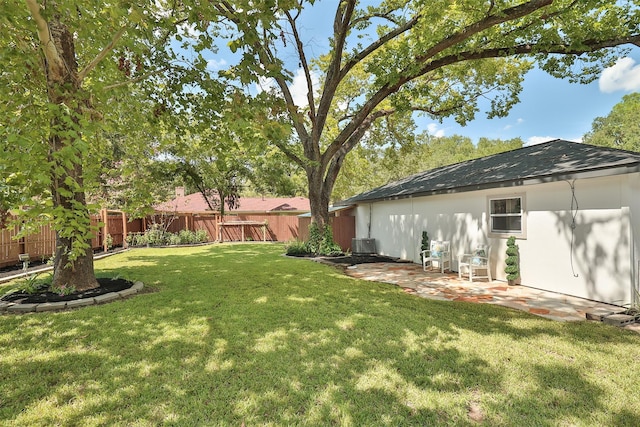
(1, 244), (639, 426)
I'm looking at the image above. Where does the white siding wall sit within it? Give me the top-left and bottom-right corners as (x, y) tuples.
(354, 172), (639, 305)
(627, 173), (640, 303)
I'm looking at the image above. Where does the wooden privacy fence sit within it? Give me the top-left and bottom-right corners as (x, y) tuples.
(0, 211), (139, 268)
(106, 212), (305, 245)
(298, 216), (356, 252)
(0, 211), (307, 268)
(162, 213), (302, 243)
(1, 210), (356, 268)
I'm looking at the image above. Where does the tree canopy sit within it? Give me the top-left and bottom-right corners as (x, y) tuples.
(198, 0), (640, 228)
(583, 92), (640, 152)
(0, 0), (207, 289)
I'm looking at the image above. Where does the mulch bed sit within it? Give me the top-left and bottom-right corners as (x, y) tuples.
(1, 277), (133, 304)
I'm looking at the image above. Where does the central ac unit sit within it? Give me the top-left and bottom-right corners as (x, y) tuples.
(352, 238), (376, 254)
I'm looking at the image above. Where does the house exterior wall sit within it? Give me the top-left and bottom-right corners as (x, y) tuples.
(354, 172), (640, 305)
(627, 173), (640, 303)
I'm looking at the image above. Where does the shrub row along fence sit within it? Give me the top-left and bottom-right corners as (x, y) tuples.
(0, 211), (314, 268)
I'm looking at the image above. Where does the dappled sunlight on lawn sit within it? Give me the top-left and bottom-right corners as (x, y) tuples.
(287, 295), (316, 303)
(355, 360), (465, 417)
(1, 243), (640, 425)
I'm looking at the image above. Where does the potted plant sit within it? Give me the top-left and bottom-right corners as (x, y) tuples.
(420, 231), (430, 262)
(505, 236), (520, 285)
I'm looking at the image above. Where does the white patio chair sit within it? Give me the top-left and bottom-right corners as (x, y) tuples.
(422, 240), (451, 273)
(458, 245), (492, 282)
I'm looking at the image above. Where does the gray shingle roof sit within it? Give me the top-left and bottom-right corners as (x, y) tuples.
(340, 140), (640, 204)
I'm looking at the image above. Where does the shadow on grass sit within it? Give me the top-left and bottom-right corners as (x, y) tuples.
(1, 244), (639, 425)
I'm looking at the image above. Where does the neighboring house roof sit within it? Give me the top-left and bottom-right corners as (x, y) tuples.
(155, 193), (310, 213)
(340, 139), (640, 204)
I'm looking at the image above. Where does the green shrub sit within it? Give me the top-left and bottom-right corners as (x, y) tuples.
(505, 236), (520, 282)
(178, 229), (196, 244)
(168, 233), (182, 246)
(307, 223), (322, 254)
(18, 274), (48, 294)
(126, 228), (209, 247)
(318, 225), (342, 256)
(145, 224), (168, 246)
(49, 282), (76, 296)
(305, 223), (343, 256)
(105, 233), (114, 250)
(285, 240), (310, 256)
(420, 230), (430, 261)
(195, 229), (209, 243)
(135, 233), (148, 246)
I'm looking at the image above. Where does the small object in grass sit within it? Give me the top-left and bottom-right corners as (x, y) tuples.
(19, 253), (30, 271)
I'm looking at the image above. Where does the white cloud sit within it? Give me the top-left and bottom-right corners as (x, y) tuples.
(255, 76), (276, 93)
(426, 123), (446, 138)
(503, 118), (524, 131)
(290, 68), (320, 107)
(599, 57), (640, 93)
(207, 58), (227, 70)
(254, 68), (319, 108)
(178, 23), (202, 39)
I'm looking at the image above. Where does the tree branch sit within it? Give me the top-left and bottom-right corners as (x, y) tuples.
(78, 26), (127, 83)
(338, 13), (420, 81)
(25, 0), (64, 72)
(103, 68), (168, 90)
(324, 109), (394, 194)
(214, 1), (312, 150)
(284, 10), (316, 120)
(350, 10), (403, 28)
(324, 31), (639, 172)
(414, 0), (553, 63)
(313, 0), (357, 146)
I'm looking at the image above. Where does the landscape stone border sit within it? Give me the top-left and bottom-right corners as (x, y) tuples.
(0, 281), (144, 314)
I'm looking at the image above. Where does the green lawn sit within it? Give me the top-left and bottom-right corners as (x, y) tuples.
(1, 244), (639, 426)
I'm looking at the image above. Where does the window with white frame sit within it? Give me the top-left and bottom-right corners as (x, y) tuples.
(488, 195), (525, 236)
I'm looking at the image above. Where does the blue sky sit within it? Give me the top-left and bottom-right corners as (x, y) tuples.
(202, 2), (640, 146)
(421, 51), (640, 145)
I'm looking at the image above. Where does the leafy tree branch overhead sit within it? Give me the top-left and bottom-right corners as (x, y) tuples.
(0, 0), (203, 290)
(203, 0), (640, 229)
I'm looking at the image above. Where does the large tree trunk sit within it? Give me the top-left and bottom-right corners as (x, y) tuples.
(51, 234), (98, 291)
(307, 167), (331, 231)
(46, 16), (98, 291)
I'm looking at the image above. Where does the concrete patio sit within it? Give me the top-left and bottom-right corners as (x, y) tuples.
(342, 261), (640, 332)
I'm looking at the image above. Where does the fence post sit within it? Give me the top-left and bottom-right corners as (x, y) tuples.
(102, 208), (109, 252)
(121, 211), (128, 249)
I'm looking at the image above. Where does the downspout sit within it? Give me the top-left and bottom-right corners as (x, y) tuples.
(367, 203), (372, 239)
